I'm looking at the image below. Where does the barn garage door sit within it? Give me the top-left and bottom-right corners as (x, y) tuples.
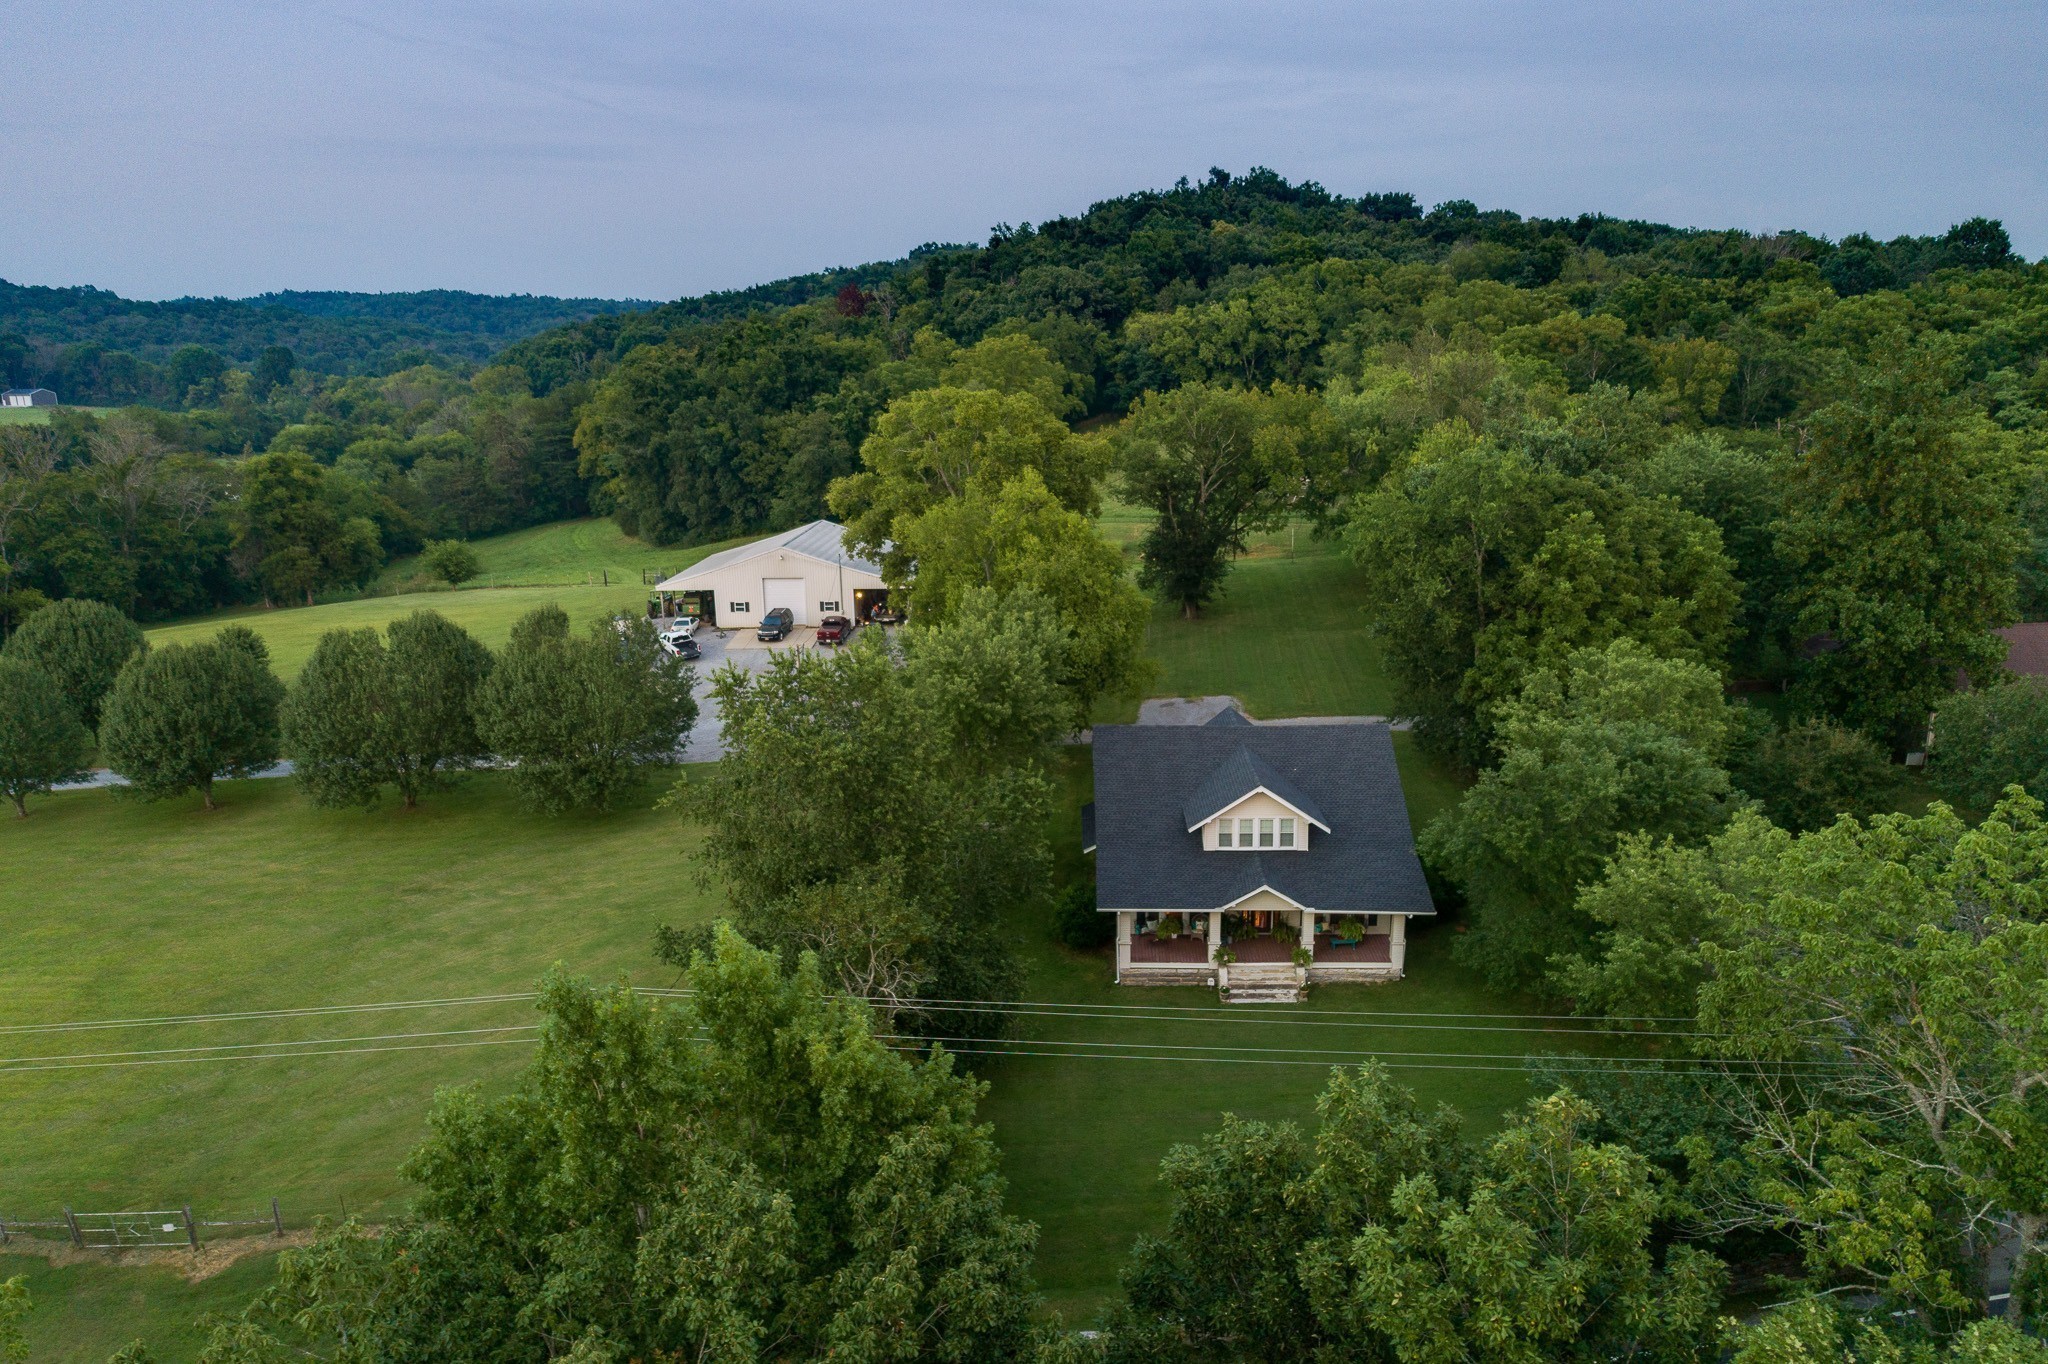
(762, 578), (806, 625)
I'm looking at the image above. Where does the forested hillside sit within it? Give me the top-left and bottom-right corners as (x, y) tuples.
(1, 167), (2041, 633)
(0, 281), (651, 403)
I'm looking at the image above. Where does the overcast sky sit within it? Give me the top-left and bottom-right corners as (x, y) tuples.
(3, 1), (2042, 301)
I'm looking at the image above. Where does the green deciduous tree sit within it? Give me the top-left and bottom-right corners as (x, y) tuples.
(281, 610), (493, 809)
(1569, 794), (2048, 1319)
(472, 609), (694, 814)
(828, 384), (1102, 583)
(1779, 337), (2023, 743)
(894, 468), (1151, 715)
(232, 450), (384, 606)
(1113, 382), (1341, 618)
(682, 603), (1070, 1029)
(0, 1274), (27, 1364)
(1932, 680), (2048, 813)
(1350, 440), (1737, 763)
(0, 655), (93, 816)
(1, 595), (146, 729)
(1733, 1298), (2048, 1364)
(196, 936), (1040, 1363)
(1423, 639), (1741, 990)
(1101, 1064), (1721, 1364)
(97, 626), (283, 809)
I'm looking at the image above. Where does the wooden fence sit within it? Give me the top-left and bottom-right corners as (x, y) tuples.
(0, 1200), (285, 1250)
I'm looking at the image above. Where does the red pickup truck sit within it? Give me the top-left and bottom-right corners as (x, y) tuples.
(815, 614), (856, 645)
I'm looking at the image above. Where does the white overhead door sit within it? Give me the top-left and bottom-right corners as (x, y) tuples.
(762, 577), (807, 625)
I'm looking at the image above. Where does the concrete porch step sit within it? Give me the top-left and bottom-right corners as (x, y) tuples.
(1224, 986), (1303, 1004)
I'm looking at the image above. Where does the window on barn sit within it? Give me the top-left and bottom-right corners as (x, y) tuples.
(730, 602), (750, 613)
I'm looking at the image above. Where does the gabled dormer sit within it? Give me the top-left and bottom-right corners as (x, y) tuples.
(1182, 745), (1331, 852)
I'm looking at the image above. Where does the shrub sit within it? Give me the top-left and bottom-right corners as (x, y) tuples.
(1053, 881), (1111, 949)
(3, 596), (146, 729)
(420, 539), (482, 586)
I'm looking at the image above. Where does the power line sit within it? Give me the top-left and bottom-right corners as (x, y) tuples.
(1, 990), (1707, 1040)
(0, 1024), (544, 1070)
(0, 992), (543, 1038)
(0, 1035), (543, 1076)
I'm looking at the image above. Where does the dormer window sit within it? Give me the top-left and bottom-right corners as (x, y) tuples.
(1212, 814), (1302, 850)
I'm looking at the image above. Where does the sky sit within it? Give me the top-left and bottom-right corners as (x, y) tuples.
(3, 1), (2043, 302)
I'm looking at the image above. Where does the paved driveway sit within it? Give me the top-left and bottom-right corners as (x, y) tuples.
(677, 625), (824, 762)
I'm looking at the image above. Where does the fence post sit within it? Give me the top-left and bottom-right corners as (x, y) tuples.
(183, 1205), (198, 1250)
(0, 1216), (9, 1246)
(63, 1205), (82, 1247)
(272, 1198), (284, 1238)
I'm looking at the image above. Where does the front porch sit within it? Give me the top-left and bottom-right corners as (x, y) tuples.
(1115, 909), (1407, 990)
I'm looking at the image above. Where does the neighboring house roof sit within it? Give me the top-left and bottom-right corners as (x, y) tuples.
(654, 520), (882, 590)
(1181, 744), (1332, 832)
(1094, 723), (1434, 915)
(1205, 705), (1251, 726)
(1999, 623), (2048, 681)
(1081, 801), (1097, 855)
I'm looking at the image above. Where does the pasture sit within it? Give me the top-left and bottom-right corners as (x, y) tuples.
(145, 522), (746, 680)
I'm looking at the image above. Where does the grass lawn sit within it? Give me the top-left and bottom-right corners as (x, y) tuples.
(2, 1251), (280, 1364)
(1096, 501), (1394, 722)
(0, 772), (716, 1222)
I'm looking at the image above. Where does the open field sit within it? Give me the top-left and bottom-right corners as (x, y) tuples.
(1, 1251), (279, 1364)
(372, 517), (738, 593)
(149, 521), (748, 680)
(0, 406), (112, 425)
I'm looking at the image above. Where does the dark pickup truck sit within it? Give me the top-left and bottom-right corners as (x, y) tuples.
(815, 614), (855, 645)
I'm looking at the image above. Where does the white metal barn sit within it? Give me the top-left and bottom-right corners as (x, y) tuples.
(1, 388), (57, 407)
(650, 520), (889, 629)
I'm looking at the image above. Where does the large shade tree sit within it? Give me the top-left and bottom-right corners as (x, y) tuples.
(1112, 381), (1341, 619)
(472, 608), (695, 814)
(1349, 438), (1737, 764)
(0, 655), (92, 816)
(190, 934), (1043, 1364)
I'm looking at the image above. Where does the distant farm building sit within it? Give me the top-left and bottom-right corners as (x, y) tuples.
(1, 388), (56, 407)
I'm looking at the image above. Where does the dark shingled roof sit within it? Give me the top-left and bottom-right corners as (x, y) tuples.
(1081, 801), (1097, 854)
(1180, 744), (1330, 831)
(1205, 706), (1251, 726)
(1092, 723), (1434, 916)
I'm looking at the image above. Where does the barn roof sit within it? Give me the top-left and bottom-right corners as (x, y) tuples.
(654, 520), (882, 590)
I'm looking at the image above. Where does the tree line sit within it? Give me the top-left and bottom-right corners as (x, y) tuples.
(0, 597), (695, 818)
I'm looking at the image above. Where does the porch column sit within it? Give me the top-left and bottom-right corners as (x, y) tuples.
(1389, 915), (1408, 975)
(1115, 912), (1133, 981)
(1299, 911), (1314, 961)
(1207, 910), (1222, 963)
